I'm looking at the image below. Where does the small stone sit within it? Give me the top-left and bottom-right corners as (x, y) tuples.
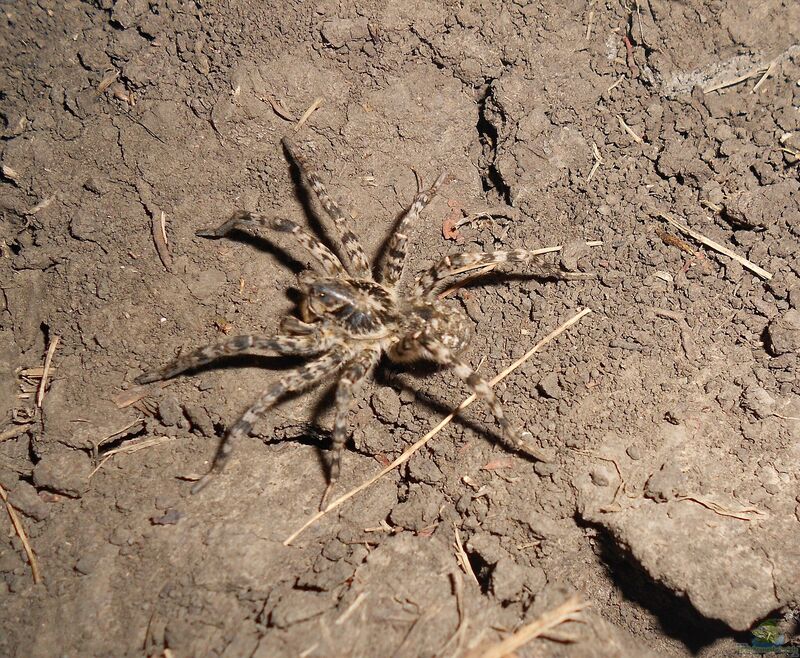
(270, 589), (333, 628)
(75, 553), (100, 575)
(644, 462), (687, 502)
(151, 509), (183, 525)
(407, 455), (443, 484)
(491, 557), (526, 602)
(766, 310), (800, 356)
(6, 481), (49, 521)
(371, 387), (401, 424)
(590, 468), (611, 487)
(626, 445), (642, 460)
(741, 386), (776, 419)
(154, 494), (179, 510)
(183, 404), (214, 437)
(537, 372), (562, 399)
(534, 461), (556, 477)
(158, 396), (183, 427)
(33, 450), (91, 498)
(109, 526), (131, 546)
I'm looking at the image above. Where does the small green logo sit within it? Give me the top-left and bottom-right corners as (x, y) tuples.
(752, 619), (785, 648)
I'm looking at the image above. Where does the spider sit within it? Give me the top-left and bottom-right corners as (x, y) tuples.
(136, 138), (588, 502)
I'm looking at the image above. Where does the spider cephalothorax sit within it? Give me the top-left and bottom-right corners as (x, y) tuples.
(136, 138), (587, 501)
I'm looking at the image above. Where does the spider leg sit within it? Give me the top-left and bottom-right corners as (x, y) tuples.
(192, 345), (351, 494)
(414, 249), (594, 298)
(282, 137), (372, 278)
(320, 345), (382, 509)
(380, 172), (449, 288)
(134, 331), (332, 385)
(197, 210), (345, 277)
(417, 334), (549, 462)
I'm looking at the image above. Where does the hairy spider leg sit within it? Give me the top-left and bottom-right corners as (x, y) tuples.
(282, 138), (372, 278)
(417, 334), (549, 462)
(414, 249), (592, 298)
(191, 345), (352, 494)
(135, 332), (333, 385)
(197, 210), (345, 277)
(381, 172), (449, 288)
(320, 345), (382, 509)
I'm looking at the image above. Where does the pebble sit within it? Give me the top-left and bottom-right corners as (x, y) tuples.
(33, 450), (91, 498)
(371, 387), (401, 424)
(537, 372), (562, 399)
(158, 396), (183, 427)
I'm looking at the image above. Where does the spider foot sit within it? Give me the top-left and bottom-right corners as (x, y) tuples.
(190, 470), (216, 495)
(319, 481), (335, 511)
(514, 430), (552, 463)
(134, 370), (161, 385)
(196, 211), (250, 238)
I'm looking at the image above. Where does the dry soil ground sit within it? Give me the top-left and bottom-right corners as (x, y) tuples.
(1, 1), (799, 657)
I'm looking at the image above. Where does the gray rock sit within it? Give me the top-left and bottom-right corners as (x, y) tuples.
(767, 310), (800, 356)
(7, 481), (49, 521)
(33, 450), (91, 498)
(491, 557), (526, 602)
(537, 372), (562, 399)
(371, 387), (401, 424)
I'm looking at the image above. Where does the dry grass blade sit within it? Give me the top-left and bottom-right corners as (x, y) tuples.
(295, 96), (324, 131)
(114, 381), (169, 408)
(658, 212), (773, 280)
(752, 59), (777, 93)
(0, 483), (43, 584)
(0, 424), (34, 441)
(453, 523), (479, 586)
(472, 595), (587, 658)
(283, 307), (592, 545)
(675, 495), (765, 521)
(36, 335), (60, 407)
(617, 115), (643, 143)
(151, 210), (172, 271)
(267, 96), (297, 121)
(703, 68), (765, 94)
(89, 435), (176, 478)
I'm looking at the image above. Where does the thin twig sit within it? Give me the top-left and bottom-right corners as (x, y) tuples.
(295, 97), (324, 132)
(617, 115), (643, 143)
(606, 76), (624, 93)
(335, 591), (368, 626)
(675, 495), (765, 521)
(0, 483), (43, 584)
(89, 436), (176, 478)
(0, 424), (34, 441)
(703, 67), (767, 94)
(36, 335), (60, 407)
(453, 523), (479, 586)
(587, 142), (604, 182)
(752, 59), (777, 93)
(267, 96), (297, 122)
(283, 308), (593, 545)
(473, 595), (587, 658)
(658, 212), (773, 280)
(151, 211), (172, 271)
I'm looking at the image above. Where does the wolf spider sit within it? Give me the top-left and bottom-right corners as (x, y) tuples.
(136, 138), (588, 502)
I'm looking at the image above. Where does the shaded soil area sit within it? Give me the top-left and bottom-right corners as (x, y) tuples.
(1, 1), (799, 656)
